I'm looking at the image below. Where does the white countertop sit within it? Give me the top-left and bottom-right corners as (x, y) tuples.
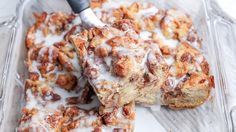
(216, 0), (236, 19)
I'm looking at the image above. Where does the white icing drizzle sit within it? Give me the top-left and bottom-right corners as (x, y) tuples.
(30, 61), (40, 73)
(25, 89), (39, 109)
(136, 6), (159, 18)
(48, 46), (54, 63)
(154, 28), (179, 48)
(139, 31), (152, 40)
(72, 16), (82, 25)
(34, 30), (44, 44)
(43, 33), (65, 47)
(98, 43), (112, 52)
(168, 75), (187, 89)
(164, 56), (175, 66)
(38, 47), (48, 60)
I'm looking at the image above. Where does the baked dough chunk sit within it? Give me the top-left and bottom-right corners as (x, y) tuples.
(162, 72), (214, 109)
(20, 12), (135, 132)
(90, 0), (214, 109)
(161, 42), (214, 109)
(160, 9), (192, 40)
(19, 83), (135, 132)
(70, 20), (168, 107)
(174, 42), (210, 77)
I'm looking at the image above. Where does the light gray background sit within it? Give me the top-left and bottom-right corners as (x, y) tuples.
(0, 0), (19, 18)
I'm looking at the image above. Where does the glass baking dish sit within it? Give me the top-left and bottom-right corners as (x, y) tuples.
(0, 0), (235, 131)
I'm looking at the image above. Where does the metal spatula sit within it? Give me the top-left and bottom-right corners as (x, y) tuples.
(67, 0), (105, 27)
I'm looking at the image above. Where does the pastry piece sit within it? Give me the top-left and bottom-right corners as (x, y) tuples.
(93, 1), (165, 32)
(161, 42), (214, 109)
(18, 107), (63, 132)
(25, 12), (83, 90)
(25, 12), (77, 49)
(92, 0), (214, 109)
(99, 102), (135, 130)
(82, 1), (213, 110)
(62, 101), (135, 132)
(160, 9), (192, 40)
(162, 72), (214, 109)
(174, 42), (209, 77)
(18, 82), (95, 132)
(70, 20), (169, 107)
(21, 12), (135, 131)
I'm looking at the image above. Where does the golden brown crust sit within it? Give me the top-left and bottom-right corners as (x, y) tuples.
(175, 42), (200, 78)
(112, 56), (133, 77)
(58, 51), (74, 72)
(160, 9), (192, 40)
(99, 102), (135, 129)
(56, 74), (77, 91)
(112, 19), (141, 33)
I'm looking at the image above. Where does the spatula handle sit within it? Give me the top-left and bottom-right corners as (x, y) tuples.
(67, 0), (90, 13)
